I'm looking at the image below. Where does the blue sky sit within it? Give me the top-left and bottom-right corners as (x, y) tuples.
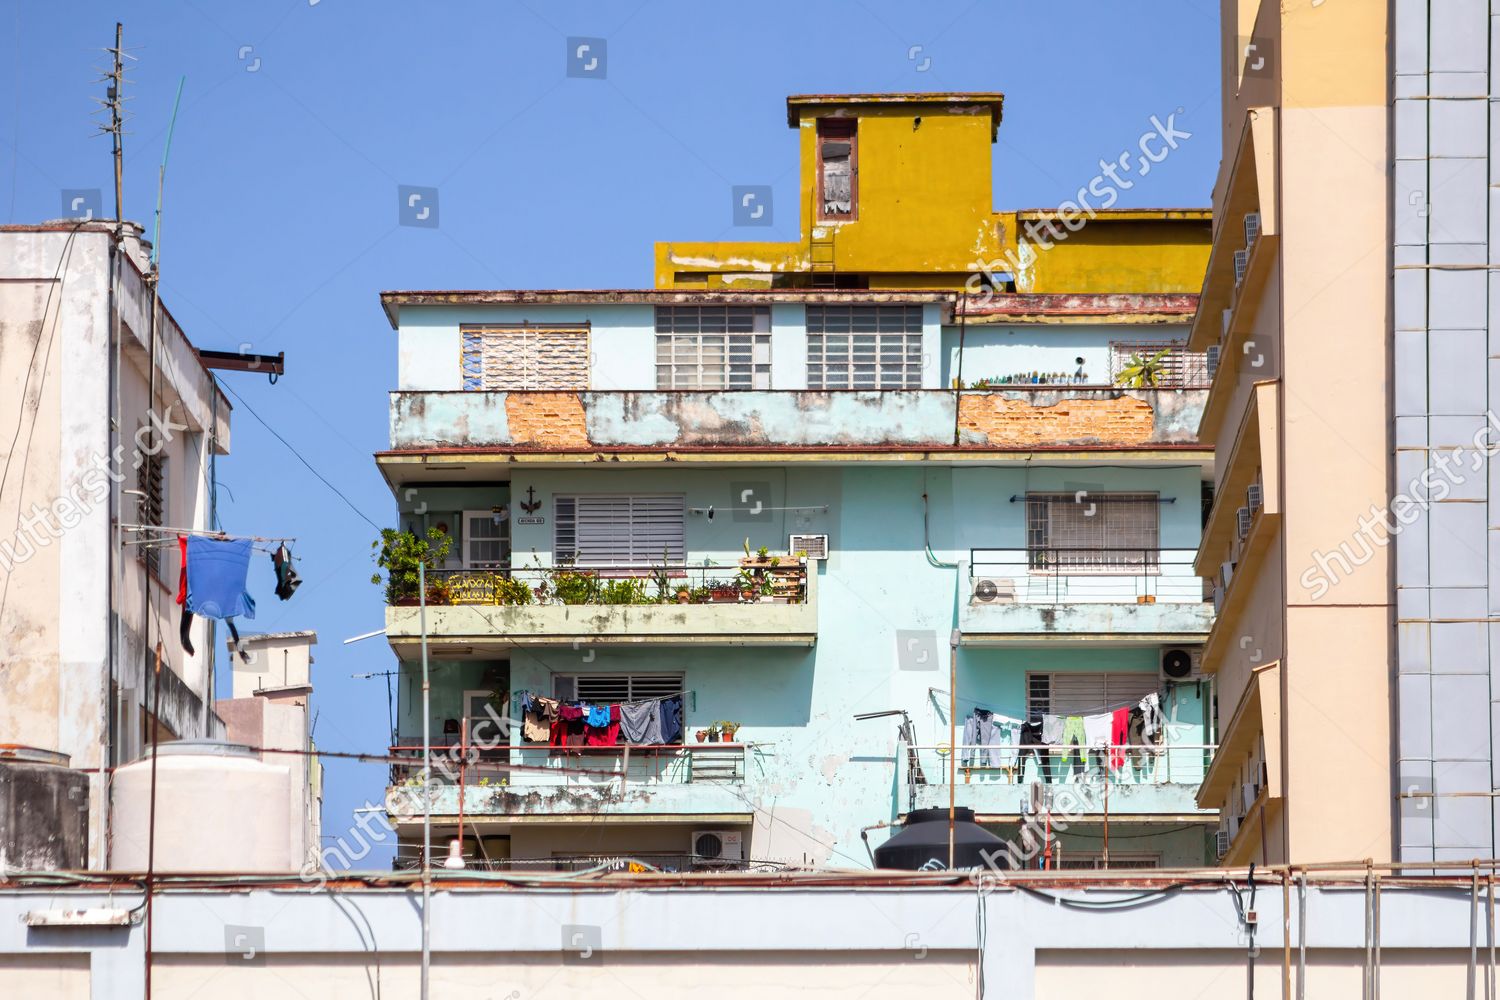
(5, 0), (1222, 866)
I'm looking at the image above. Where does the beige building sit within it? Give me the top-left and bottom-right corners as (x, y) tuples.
(0, 221), (232, 868)
(217, 631), (322, 869)
(1191, 0), (1399, 864)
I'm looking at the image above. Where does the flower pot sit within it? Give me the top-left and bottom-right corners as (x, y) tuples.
(676, 590), (691, 604)
(695, 730), (709, 743)
(707, 733), (720, 743)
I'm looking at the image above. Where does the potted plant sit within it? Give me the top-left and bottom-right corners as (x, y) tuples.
(676, 586), (692, 604)
(695, 728), (710, 743)
(371, 527), (452, 605)
(706, 724), (721, 743)
(1114, 348), (1171, 388)
(718, 721), (740, 743)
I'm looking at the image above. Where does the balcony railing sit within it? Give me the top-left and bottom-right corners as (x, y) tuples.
(413, 561), (807, 607)
(387, 742), (747, 789)
(969, 547), (1205, 604)
(903, 743), (1217, 816)
(392, 850), (782, 874)
(907, 743), (1215, 786)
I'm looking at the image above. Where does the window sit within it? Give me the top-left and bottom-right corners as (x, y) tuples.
(462, 509), (510, 570)
(554, 494), (686, 568)
(1108, 341), (1210, 388)
(806, 304), (923, 389)
(654, 306), (771, 389)
(1025, 492), (1160, 571)
(460, 325), (589, 390)
(552, 673), (684, 703)
(136, 443), (166, 576)
(1027, 672), (1160, 719)
(817, 118), (857, 220)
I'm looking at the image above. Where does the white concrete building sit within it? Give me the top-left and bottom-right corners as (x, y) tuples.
(0, 220), (232, 868)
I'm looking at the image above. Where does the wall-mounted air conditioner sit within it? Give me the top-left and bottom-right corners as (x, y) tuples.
(1205, 345), (1220, 379)
(1236, 506), (1252, 540)
(690, 830), (744, 866)
(1215, 829), (1233, 859)
(1233, 249), (1250, 284)
(789, 534), (829, 561)
(1246, 483), (1263, 514)
(1241, 782), (1258, 813)
(971, 577), (1017, 604)
(1160, 647), (1201, 683)
(1244, 212), (1260, 247)
(1219, 561), (1236, 593)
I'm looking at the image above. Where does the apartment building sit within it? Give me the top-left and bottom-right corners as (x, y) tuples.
(373, 94), (1221, 871)
(0, 221), (232, 869)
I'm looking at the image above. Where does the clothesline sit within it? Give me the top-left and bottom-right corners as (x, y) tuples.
(927, 685), (1158, 721)
(122, 522), (297, 543)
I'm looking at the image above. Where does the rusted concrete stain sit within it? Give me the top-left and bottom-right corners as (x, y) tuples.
(389, 389), (1207, 451)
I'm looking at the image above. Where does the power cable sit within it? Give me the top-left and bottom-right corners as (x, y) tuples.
(218, 379), (379, 529)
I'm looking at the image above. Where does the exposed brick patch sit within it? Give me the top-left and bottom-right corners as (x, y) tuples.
(505, 393), (590, 449)
(958, 393), (1156, 446)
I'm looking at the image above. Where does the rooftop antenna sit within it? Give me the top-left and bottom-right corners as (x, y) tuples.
(151, 77), (186, 272)
(93, 21), (135, 236)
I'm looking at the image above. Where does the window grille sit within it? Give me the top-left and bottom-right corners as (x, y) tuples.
(1108, 341), (1210, 388)
(460, 325), (589, 390)
(806, 304), (923, 389)
(654, 306), (771, 389)
(1025, 492), (1160, 571)
(553, 673), (685, 703)
(1026, 672), (1160, 719)
(553, 494), (686, 568)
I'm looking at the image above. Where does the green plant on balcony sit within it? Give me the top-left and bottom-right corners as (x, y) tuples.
(371, 527), (453, 606)
(1114, 348), (1171, 388)
(492, 576), (533, 606)
(552, 569), (600, 605)
(600, 578), (650, 605)
(717, 720), (740, 742)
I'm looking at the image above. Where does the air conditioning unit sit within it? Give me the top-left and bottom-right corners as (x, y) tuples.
(1160, 647), (1200, 682)
(690, 830), (744, 866)
(1246, 483), (1263, 514)
(1236, 506), (1252, 540)
(971, 577), (1017, 604)
(1233, 249), (1250, 284)
(1215, 829), (1233, 859)
(1244, 212), (1260, 247)
(1241, 782), (1258, 813)
(1205, 345), (1220, 378)
(789, 533), (829, 561)
(1219, 560), (1236, 593)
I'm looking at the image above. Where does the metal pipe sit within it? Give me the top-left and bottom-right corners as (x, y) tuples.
(1472, 867), (1482, 1000)
(1364, 868), (1374, 1000)
(1296, 870), (1307, 1000)
(1488, 875), (1496, 1000)
(1281, 871), (1291, 1000)
(947, 628), (957, 870)
(419, 560), (431, 1000)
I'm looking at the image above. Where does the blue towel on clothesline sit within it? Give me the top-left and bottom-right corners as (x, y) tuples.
(185, 536), (256, 620)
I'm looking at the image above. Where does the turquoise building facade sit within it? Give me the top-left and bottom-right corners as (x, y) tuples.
(376, 289), (1217, 870)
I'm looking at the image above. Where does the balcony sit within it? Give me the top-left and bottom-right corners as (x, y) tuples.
(961, 548), (1215, 644)
(384, 743), (754, 824)
(383, 388), (1208, 461)
(905, 743), (1217, 818)
(385, 562), (818, 653)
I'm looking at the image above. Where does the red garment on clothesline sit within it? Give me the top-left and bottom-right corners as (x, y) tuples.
(1108, 707), (1130, 770)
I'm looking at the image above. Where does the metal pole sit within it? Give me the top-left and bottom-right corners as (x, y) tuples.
(419, 560), (431, 1000)
(948, 631), (957, 869)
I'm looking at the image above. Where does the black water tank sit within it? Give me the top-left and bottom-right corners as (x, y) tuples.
(873, 807), (1010, 871)
(0, 746), (89, 871)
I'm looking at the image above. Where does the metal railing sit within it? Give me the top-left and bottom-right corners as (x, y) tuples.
(392, 850), (784, 874)
(387, 742), (748, 788)
(414, 561), (807, 607)
(969, 547), (1206, 604)
(905, 743), (1217, 788)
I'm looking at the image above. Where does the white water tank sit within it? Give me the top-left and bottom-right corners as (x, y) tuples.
(113, 740), (294, 873)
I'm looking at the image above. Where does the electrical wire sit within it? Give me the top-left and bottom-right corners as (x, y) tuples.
(217, 379), (379, 529)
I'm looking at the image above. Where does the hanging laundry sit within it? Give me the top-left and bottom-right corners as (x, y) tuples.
(660, 695), (684, 744)
(185, 536), (256, 621)
(271, 543), (301, 601)
(1082, 712), (1112, 749)
(1041, 714), (1065, 745)
(551, 704), (587, 748)
(620, 700), (663, 744)
(993, 719), (1020, 770)
(585, 704), (621, 747)
(586, 703), (612, 728)
(175, 536), (194, 656)
(1060, 716), (1088, 776)
(1139, 691), (1165, 742)
(1018, 719), (1052, 783)
(523, 695), (557, 743)
(1108, 707), (1130, 770)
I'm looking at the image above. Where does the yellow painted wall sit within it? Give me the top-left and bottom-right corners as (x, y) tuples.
(654, 98), (1209, 295)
